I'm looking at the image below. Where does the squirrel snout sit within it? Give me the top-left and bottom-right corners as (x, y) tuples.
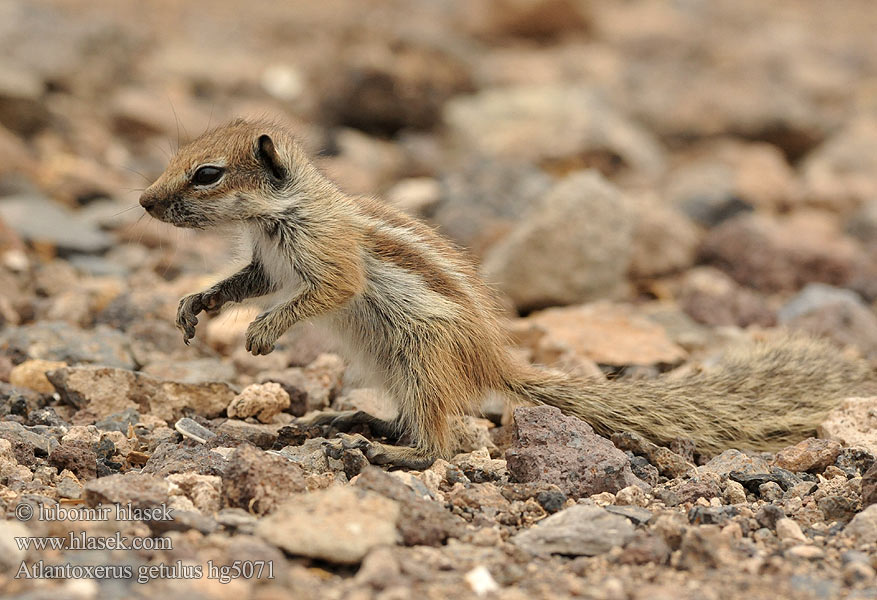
(139, 192), (159, 212)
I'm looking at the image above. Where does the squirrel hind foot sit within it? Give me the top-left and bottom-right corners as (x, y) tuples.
(297, 409), (401, 440)
(325, 433), (436, 470)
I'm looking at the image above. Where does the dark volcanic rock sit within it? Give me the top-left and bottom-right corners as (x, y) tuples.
(611, 431), (693, 478)
(355, 468), (465, 546)
(860, 462), (877, 507)
(48, 439), (97, 480)
(501, 482), (568, 514)
(755, 504), (786, 530)
(222, 443), (309, 516)
(84, 472), (170, 509)
(836, 447), (875, 478)
(142, 441), (228, 477)
(506, 406), (646, 498)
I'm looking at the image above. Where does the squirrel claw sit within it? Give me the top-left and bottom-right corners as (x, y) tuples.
(322, 433), (373, 461)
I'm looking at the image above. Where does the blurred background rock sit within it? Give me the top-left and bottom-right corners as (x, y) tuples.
(1, 0), (876, 363)
(2, 3), (877, 599)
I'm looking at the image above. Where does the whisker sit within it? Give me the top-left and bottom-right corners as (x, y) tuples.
(206, 102), (216, 133)
(149, 141), (171, 161)
(121, 165), (152, 183)
(110, 205), (141, 218)
(122, 211), (147, 242)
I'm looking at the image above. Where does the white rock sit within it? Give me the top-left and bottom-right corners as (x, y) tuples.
(775, 518), (807, 543)
(465, 565), (499, 596)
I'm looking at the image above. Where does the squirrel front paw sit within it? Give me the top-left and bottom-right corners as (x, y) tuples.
(175, 290), (225, 345)
(176, 293), (205, 344)
(245, 312), (279, 355)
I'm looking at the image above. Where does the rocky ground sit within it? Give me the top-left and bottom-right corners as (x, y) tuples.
(1, 0), (877, 598)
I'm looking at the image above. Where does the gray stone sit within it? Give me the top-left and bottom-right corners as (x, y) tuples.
(46, 365), (236, 422)
(664, 161), (753, 227)
(431, 159), (552, 253)
(56, 476), (83, 499)
(445, 85), (666, 176)
(355, 468), (465, 546)
(0, 322), (135, 370)
(222, 444), (309, 516)
(844, 504), (877, 544)
(778, 283), (864, 323)
(0, 66), (50, 136)
(143, 442), (228, 478)
(256, 486), (399, 564)
(779, 286), (877, 359)
(0, 421), (58, 456)
(512, 504), (635, 556)
(847, 199), (877, 245)
(611, 431), (692, 478)
(0, 194), (111, 255)
(83, 472), (170, 510)
(605, 505), (653, 526)
(216, 420), (281, 449)
(482, 171), (634, 311)
(94, 408), (139, 434)
(140, 358), (236, 385)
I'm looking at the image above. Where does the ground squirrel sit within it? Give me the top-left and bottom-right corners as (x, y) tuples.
(140, 118), (877, 468)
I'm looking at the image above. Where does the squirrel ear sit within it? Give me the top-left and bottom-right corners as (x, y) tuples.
(255, 134), (286, 181)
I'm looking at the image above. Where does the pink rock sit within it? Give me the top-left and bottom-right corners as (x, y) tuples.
(506, 405), (647, 498)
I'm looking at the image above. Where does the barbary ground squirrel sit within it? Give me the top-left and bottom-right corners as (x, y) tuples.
(140, 118), (877, 468)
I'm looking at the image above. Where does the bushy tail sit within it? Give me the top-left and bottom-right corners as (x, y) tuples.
(504, 335), (877, 455)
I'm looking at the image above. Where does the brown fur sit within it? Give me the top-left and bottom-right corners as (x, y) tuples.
(142, 118), (877, 465)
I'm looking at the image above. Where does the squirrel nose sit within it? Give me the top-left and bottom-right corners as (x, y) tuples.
(140, 193), (157, 211)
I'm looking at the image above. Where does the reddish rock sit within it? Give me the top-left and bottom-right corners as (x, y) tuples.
(700, 214), (861, 293)
(222, 444), (309, 516)
(506, 406), (646, 498)
(48, 439), (97, 481)
(523, 302), (687, 367)
(774, 438), (842, 473)
(678, 267), (776, 328)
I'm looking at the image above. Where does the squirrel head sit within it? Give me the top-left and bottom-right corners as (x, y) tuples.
(140, 118), (304, 228)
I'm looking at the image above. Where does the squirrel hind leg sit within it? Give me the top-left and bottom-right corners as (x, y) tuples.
(297, 409), (401, 440)
(328, 433), (436, 470)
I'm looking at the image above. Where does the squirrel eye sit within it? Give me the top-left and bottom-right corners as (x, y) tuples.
(191, 166), (224, 186)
